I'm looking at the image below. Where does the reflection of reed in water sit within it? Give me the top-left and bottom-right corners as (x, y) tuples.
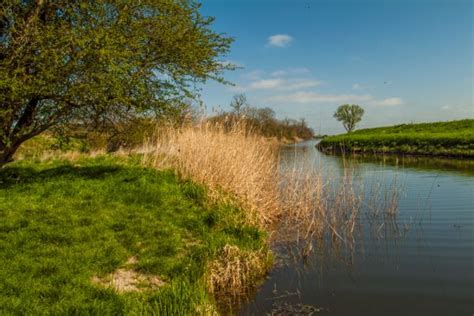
(275, 152), (409, 267)
(141, 122), (411, 309)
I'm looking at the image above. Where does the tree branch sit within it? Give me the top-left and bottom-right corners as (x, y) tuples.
(10, 97), (39, 138)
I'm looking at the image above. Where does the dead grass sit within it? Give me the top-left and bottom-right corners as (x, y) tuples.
(139, 119), (401, 295)
(141, 121), (282, 226)
(207, 245), (270, 296)
(141, 120), (400, 246)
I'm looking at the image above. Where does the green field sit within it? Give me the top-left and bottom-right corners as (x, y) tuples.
(317, 119), (474, 157)
(0, 156), (269, 314)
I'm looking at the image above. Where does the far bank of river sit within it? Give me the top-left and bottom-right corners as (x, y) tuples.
(317, 119), (474, 158)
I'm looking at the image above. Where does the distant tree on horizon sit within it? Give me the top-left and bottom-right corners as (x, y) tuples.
(334, 104), (365, 133)
(230, 94), (249, 116)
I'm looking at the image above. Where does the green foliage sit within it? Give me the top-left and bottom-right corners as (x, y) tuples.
(13, 133), (89, 160)
(318, 119), (474, 157)
(84, 117), (158, 152)
(333, 104), (365, 132)
(0, 157), (268, 314)
(0, 0), (234, 165)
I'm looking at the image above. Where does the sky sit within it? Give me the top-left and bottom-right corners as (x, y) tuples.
(198, 0), (473, 134)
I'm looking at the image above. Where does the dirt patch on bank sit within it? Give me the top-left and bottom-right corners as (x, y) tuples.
(92, 256), (165, 293)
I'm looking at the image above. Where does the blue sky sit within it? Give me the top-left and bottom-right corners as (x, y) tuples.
(198, 0), (473, 134)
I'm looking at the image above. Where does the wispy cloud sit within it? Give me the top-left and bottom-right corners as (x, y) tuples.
(233, 78), (322, 92)
(266, 92), (373, 104)
(233, 67), (401, 108)
(352, 83), (369, 90)
(266, 92), (403, 106)
(268, 34), (293, 47)
(282, 80), (323, 90)
(439, 104), (474, 115)
(368, 97), (404, 107)
(248, 79), (284, 90)
(271, 67), (310, 77)
(241, 70), (265, 81)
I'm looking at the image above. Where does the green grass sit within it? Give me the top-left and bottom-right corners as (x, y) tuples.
(0, 156), (268, 314)
(318, 119), (474, 157)
(14, 134), (91, 160)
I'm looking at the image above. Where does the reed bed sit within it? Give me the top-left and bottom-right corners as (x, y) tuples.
(142, 120), (400, 246)
(141, 119), (401, 295)
(141, 121), (282, 226)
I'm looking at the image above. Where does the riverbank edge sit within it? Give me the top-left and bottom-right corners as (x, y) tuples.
(316, 141), (474, 158)
(316, 119), (474, 158)
(0, 154), (273, 314)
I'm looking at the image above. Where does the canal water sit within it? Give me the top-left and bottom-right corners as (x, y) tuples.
(239, 141), (474, 316)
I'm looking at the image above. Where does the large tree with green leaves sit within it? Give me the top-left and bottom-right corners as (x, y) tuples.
(0, 0), (233, 166)
(333, 104), (365, 133)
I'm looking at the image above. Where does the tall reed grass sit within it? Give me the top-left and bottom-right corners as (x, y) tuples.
(141, 119), (401, 295)
(141, 120), (282, 226)
(142, 120), (399, 243)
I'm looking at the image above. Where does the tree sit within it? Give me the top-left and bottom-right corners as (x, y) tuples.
(0, 0), (233, 166)
(333, 104), (365, 132)
(229, 94), (248, 116)
(245, 106), (275, 122)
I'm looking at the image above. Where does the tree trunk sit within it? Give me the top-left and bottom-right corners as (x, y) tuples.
(0, 145), (19, 168)
(0, 97), (42, 168)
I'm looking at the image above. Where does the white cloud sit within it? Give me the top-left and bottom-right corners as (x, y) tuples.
(234, 78), (322, 92)
(228, 84), (246, 93)
(352, 83), (368, 90)
(369, 97), (404, 107)
(282, 80), (323, 90)
(266, 92), (403, 107)
(242, 70), (264, 80)
(271, 70), (287, 77)
(268, 34), (293, 47)
(248, 79), (284, 90)
(271, 67), (310, 77)
(266, 92), (374, 104)
(438, 104), (474, 114)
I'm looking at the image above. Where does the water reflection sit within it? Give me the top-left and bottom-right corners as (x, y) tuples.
(281, 140), (474, 176)
(345, 153), (474, 176)
(239, 141), (474, 316)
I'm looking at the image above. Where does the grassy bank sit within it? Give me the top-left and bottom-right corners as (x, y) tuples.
(317, 119), (474, 157)
(0, 121), (400, 314)
(0, 156), (270, 314)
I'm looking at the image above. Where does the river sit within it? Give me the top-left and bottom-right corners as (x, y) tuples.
(238, 140), (474, 315)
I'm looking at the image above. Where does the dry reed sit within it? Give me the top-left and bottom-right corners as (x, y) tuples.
(140, 119), (401, 294)
(141, 120), (400, 245)
(141, 120), (282, 226)
(207, 245), (270, 296)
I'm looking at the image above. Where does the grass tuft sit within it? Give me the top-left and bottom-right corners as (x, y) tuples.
(207, 244), (272, 297)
